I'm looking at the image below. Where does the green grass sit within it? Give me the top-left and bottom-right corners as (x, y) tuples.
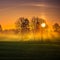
(0, 41), (60, 60)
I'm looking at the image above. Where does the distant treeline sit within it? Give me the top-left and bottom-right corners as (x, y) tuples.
(0, 17), (60, 34)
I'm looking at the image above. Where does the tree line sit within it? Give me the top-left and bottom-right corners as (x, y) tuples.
(0, 17), (60, 34)
(15, 17), (47, 34)
(15, 17), (60, 34)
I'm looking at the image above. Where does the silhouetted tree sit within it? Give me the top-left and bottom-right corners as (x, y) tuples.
(0, 25), (2, 32)
(31, 17), (46, 32)
(15, 17), (24, 33)
(32, 17), (40, 31)
(15, 17), (30, 33)
(21, 18), (30, 33)
(15, 17), (24, 29)
(53, 23), (60, 32)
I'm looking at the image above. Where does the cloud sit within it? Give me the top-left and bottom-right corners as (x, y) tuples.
(0, 0), (60, 11)
(16, 3), (60, 9)
(32, 4), (60, 8)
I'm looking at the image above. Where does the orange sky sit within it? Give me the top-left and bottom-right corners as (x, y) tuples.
(0, 0), (60, 29)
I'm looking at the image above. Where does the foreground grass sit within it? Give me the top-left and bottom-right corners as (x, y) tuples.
(0, 41), (60, 60)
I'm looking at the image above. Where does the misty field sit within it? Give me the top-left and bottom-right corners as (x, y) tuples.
(0, 40), (60, 60)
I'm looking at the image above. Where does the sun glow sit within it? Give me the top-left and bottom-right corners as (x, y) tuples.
(41, 23), (46, 28)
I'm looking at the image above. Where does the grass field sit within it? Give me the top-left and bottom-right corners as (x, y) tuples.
(0, 41), (60, 60)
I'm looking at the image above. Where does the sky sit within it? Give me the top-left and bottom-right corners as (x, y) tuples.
(0, 0), (60, 29)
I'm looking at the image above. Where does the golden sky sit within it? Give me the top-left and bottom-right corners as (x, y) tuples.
(0, 0), (60, 29)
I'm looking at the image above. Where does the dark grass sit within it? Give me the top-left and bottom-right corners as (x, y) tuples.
(0, 40), (60, 60)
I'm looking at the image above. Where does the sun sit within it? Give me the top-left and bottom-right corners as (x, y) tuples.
(41, 23), (46, 28)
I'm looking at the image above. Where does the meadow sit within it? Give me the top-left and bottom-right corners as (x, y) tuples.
(0, 39), (60, 60)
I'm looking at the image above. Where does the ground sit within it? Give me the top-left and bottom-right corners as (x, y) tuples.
(0, 41), (60, 60)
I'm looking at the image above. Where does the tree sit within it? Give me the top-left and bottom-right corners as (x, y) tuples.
(15, 17), (30, 33)
(0, 25), (2, 32)
(15, 17), (24, 29)
(31, 17), (46, 32)
(53, 23), (60, 32)
(15, 17), (25, 33)
(21, 18), (30, 33)
(31, 17), (40, 31)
